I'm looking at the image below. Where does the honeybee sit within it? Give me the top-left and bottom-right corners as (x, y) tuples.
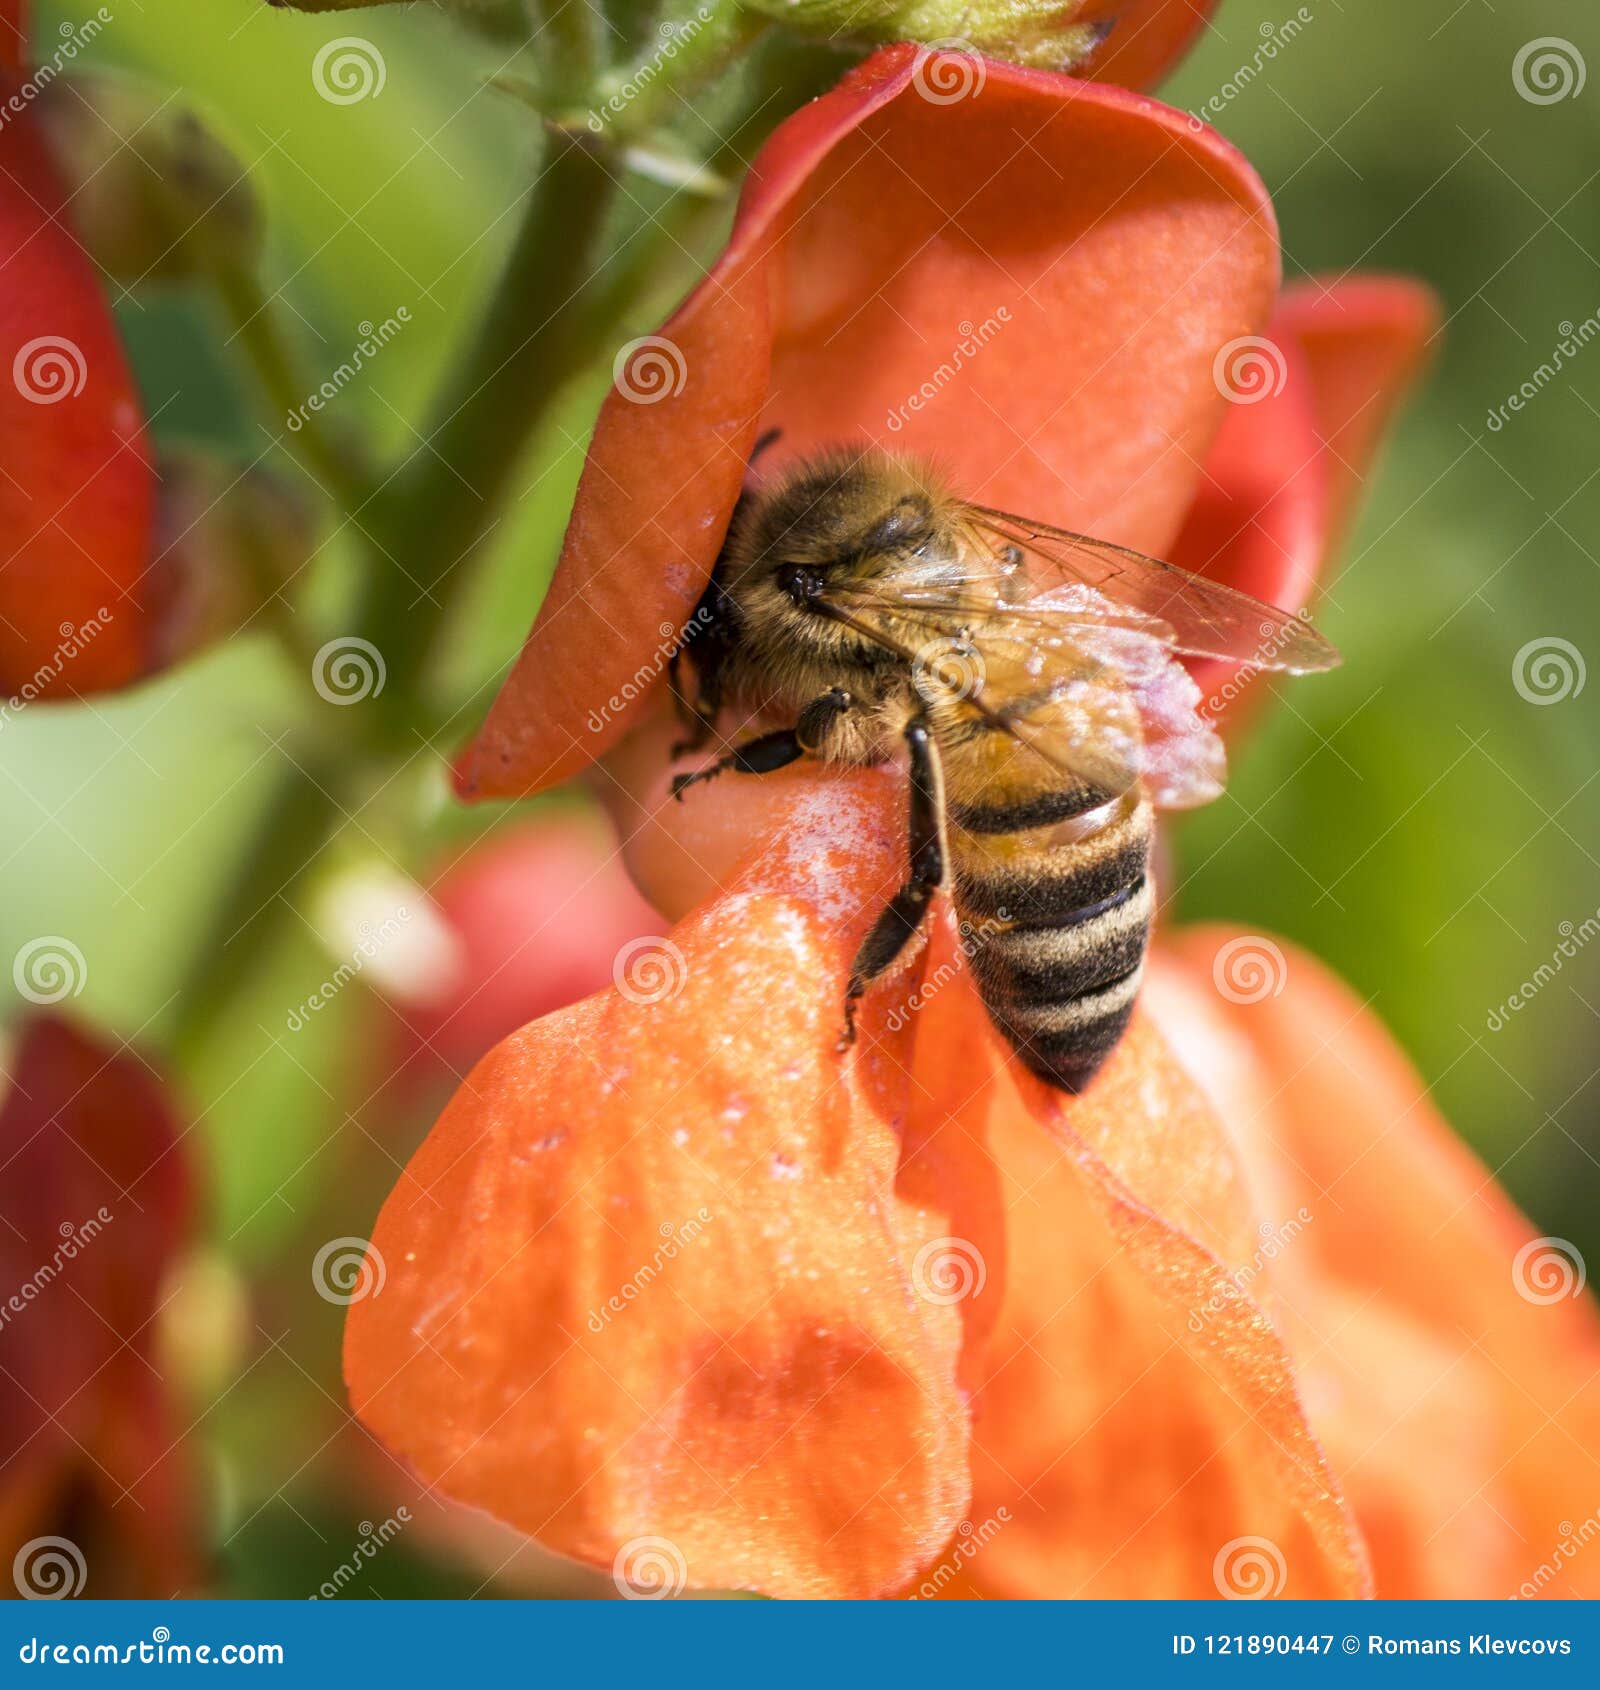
(669, 444), (1339, 1093)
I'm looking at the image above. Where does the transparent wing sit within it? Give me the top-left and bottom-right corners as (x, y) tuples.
(897, 506), (1343, 674)
(816, 583), (1226, 811)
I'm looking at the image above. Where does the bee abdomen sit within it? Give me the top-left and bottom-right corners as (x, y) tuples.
(957, 826), (1153, 1095)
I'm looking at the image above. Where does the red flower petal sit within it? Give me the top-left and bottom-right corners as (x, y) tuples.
(461, 50), (1277, 798)
(1061, 1), (1221, 94)
(0, 63), (155, 700)
(1276, 273), (1441, 549)
(1172, 275), (1439, 714)
(347, 780), (981, 1598)
(0, 1), (23, 76)
(0, 1016), (200, 1595)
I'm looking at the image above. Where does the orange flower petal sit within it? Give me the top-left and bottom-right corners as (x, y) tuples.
(898, 924), (1370, 1598)
(346, 780), (984, 1598)
(461, 50), (1277, 798)
(1151, 928), (1600, 1598)
(0, 62), (155, 700)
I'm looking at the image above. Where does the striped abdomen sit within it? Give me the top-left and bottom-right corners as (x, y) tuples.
(951, 780), (1153, 1094)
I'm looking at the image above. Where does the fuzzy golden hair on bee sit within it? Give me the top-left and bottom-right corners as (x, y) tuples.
(669, 440), (1340, 1093)
(718, 444), (962, 589)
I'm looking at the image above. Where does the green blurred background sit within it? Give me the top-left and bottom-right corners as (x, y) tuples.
(4, 0), (1598, 1596)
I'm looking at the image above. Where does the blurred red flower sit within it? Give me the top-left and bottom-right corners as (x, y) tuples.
(0, 1016), (201, 1597)
(389, 812), (664, 1084)
(348, 47), (1600, 1600)
(0, 0), (156, 703)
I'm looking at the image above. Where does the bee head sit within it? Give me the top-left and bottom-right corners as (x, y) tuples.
(729, 446), (947, 606)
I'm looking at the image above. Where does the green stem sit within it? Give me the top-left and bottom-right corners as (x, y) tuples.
(168, 747), (345, 1064)
(585, 11), (771, 139)
(210, 259), (371, 513)
(167, 18), (789, 1059)
(353, 131), (621, 732)
(533, 0), (604, 98)
(167, 137), (627, 1052)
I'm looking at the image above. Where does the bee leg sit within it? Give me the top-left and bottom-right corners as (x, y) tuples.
(671, 689), (854, 800)
(670, 728), (805, 801)
(749, 425), (783, 468)
(667, 648), (717, 755)
(669, 710), (718, 760)
(838, 717), (944, 1050)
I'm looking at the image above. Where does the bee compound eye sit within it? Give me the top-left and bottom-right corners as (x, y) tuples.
(776, 564), (822, 607)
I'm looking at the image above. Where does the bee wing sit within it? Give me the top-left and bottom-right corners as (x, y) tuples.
(817, 584), (1226, 810)
(931, 507), (1344, 674)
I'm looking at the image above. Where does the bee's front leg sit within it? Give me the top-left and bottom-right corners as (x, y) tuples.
(670, 689), (854, 801)
(837, 714), (945, 1050)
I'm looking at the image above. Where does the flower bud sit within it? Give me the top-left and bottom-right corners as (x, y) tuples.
(146, 452), (319, 667)
(34, 70), (260, 284)
(740, 0), (1117, 72)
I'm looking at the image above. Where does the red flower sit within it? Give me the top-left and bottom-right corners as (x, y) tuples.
(457, 47), (1280, 799)
(389, 813), (665, 1083)
(348, 48), (1600, 1599)
(0, 0), (156, 701)
(0, 1016), (201, 1597)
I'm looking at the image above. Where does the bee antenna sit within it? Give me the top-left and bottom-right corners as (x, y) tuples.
(749, 426), (783, 468)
